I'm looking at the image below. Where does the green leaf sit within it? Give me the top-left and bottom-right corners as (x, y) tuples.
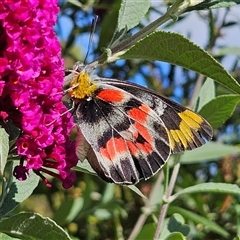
(167, 214), (189, 236)
(172, 183), (240, 200)
(67, 0), (82, 8)
(164, 232), (186, 240)
(101, 184), (115, 203)
(74, 160), (97, 176)
(195, 78), (215, 112)
(180, 142), (240, 164)
(167, 206), (230, 238)
(0, 128), (9, 175)
(117, 0), (150, 32)
(160, 213), (189, 239)
(235, 205), (240, 236)
(98, 0), (121, 50)
(121, 31), (240, 94)
(135, 223), (155, 240)
(0, 212), (71, 240)
(126, 185), (146, 199)
(53, 197), (84, 225)
(199, 94), (240, 129)
(0, 162), (39, 218)
(0, 232), (18, 240)
(94, 208), (112, 220)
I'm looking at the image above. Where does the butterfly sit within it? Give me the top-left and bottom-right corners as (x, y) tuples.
(65, 61), (213, 185)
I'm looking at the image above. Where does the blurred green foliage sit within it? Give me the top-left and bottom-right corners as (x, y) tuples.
(1, 1), (240, 239)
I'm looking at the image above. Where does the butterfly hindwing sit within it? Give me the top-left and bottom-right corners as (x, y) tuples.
(76, 128), (113, 182)
(95, 78), (213, 154)
(75, 84), (171, 184)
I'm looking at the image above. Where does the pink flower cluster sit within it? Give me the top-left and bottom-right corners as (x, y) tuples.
(0, 0), (78, 188)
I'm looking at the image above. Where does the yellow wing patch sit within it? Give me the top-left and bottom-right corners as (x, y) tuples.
(167, 109), (205, 152)
(178, 110), (203, 130)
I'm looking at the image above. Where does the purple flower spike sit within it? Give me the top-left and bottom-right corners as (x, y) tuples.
(0, 0), (78, 188)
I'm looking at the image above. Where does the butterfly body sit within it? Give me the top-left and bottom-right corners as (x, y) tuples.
(67, 62), (213, 184)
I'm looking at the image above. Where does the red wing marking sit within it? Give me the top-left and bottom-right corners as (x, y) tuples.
(100, 147), (111, 161)
(139, 104), (151, 114)
(127, 107), (148, 123)
(100, 137), (128, 162)
(136, 141), (152, 154)
(133, 122), (153, 144)
(97, 89), (125, 102)
(126, 141), (138, 155)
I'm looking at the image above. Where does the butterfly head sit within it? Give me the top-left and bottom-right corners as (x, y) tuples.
(68, 68), (97, 101)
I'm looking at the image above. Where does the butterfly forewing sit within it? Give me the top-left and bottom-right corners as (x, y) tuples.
(75, 84), (171, 184)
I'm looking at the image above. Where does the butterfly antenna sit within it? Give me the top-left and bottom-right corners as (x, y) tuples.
(84, 15), (98, 64)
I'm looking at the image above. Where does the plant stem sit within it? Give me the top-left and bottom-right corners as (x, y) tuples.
(110, 1), (184, 55)
(153, 155), (181, 239)
(127, 171), (164, 240)
(92, 0), (187, 66)
(163, 162), (169, 193)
